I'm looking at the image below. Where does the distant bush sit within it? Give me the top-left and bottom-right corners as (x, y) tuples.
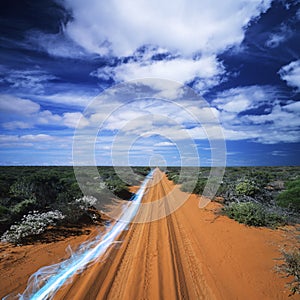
(75, 196), (97, 210)
(1, 210), (65, 245)
(181, 180), (197, 193)
(11, 198), (36, 215)
(277, 249), (300, 295)
(235, 179), (259, 196)
(276, 179), (300, 212)
(169, 174), (180, 184)
(55, 195), (99, 224)
(223, 202), (286, 228)
(0, 205), (9, 216)
(180, 178), (207, 194)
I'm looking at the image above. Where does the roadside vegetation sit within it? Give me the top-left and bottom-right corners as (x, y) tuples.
(167, 166), (300, 295)
(276, 248), (300, 295)
(0, 166), (150, 245)
(1, 166), (299, 294)
(167, 166), (300, 227)
(222, 202), (286, 228)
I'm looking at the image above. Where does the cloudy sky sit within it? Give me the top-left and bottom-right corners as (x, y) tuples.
(0, 0), (299, 166)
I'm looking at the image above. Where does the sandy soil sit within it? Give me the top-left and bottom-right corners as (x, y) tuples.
(1, 169), (299, 299)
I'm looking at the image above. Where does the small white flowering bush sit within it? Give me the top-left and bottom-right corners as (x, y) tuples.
(75, 196), (97, 210)
(1, 210), (65, 245)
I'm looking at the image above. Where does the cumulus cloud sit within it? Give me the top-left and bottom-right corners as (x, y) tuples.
(284, 101), (300, 112)
(92, 55), (225, 90)
(78, 82), (300, 145)
(0, 94), (40, 115)
(63, 0), (272, 57)
(58, 0), (273, 93)
(212, 85), (276, 114)
(246, 104), (300, 128)
(211, 86), (300, 143)
(0, 134), (73, 152)
(62, 112), (89, 128)
(0, 94), (87, 129)
(279, 60), (300, 90)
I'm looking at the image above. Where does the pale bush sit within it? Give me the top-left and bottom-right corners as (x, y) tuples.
(235, 179), (258, 196)
(1, 210), (65, 245)
(75, 196), (97, 210)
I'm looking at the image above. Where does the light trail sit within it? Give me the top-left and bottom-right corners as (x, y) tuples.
(9, 170), (154, 300)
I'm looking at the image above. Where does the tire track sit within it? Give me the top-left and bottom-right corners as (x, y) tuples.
(161, 177), (216, 299)
(54, 169), (213, 300)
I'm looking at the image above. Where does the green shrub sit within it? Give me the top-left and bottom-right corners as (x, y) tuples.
(0, 205), (9, 219)
(170, 174), (179, 184)
(181, 180), (197, 193)
(180, 178), (207, 194)
(286, 179), (300, 190)
(223, 202), (286, 228)
(11, 198), (36, 215)
(235, 179), (259, 196)
(276, 179), (300, 212)
(223, 202), (265, 226)
(277, 249), (300, 295)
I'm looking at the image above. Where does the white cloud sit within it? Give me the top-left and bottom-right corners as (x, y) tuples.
(39, 92), (95, 108)
(0, 94), (88, 130)
(265, 24), (293, 48)
(63, 112), (89, 128)
(0, 134), (66, 149)
(278, 60), (300, 90)
(1, 69), (56, 93)
(0, 94), (40, 115)
(265, 33), (286, 48)
(63, 0), (272, 57)
(20, 134), (55, 142)
(284, 101), (300, 112)
(155, 141), (175, 147)
(37, 110), (62, 125)
(27, 30), (89, 58)
(271, 150), (287, 156)
(212, 85), (276, 113)
(0, 95), (61, 129)
(3, 121), (32, 130)
(80, 83), (300, 145)
(246, 104), (300, 128)
(211, 86), (300, 144)
(62, 0), (272, 93)
(92, 55), (225, 91)
(99, 56), (222, 81)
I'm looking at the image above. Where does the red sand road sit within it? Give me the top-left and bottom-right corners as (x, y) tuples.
(54, 169), (297, 299)
(0, 169), (298, 299)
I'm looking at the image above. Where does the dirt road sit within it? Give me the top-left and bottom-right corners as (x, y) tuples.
(53, 169), (294, 300)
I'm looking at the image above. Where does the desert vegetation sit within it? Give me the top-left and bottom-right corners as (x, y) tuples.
(0, 166), (150, 245)
(277, 248), (300, 295)
(167, 166), (300, 294)
(167, 166), (300, 225)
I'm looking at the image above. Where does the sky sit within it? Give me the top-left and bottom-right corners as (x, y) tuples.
(0, 0), (299, 166)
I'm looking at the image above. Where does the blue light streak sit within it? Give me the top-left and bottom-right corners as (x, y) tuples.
(10, 170), (154, 300)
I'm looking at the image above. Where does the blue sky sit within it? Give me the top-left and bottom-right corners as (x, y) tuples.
(0, 0), (299, 166)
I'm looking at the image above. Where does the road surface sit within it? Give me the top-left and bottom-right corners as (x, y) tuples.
(52, 169), (293, 300)
(55, 169), (217, 299)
